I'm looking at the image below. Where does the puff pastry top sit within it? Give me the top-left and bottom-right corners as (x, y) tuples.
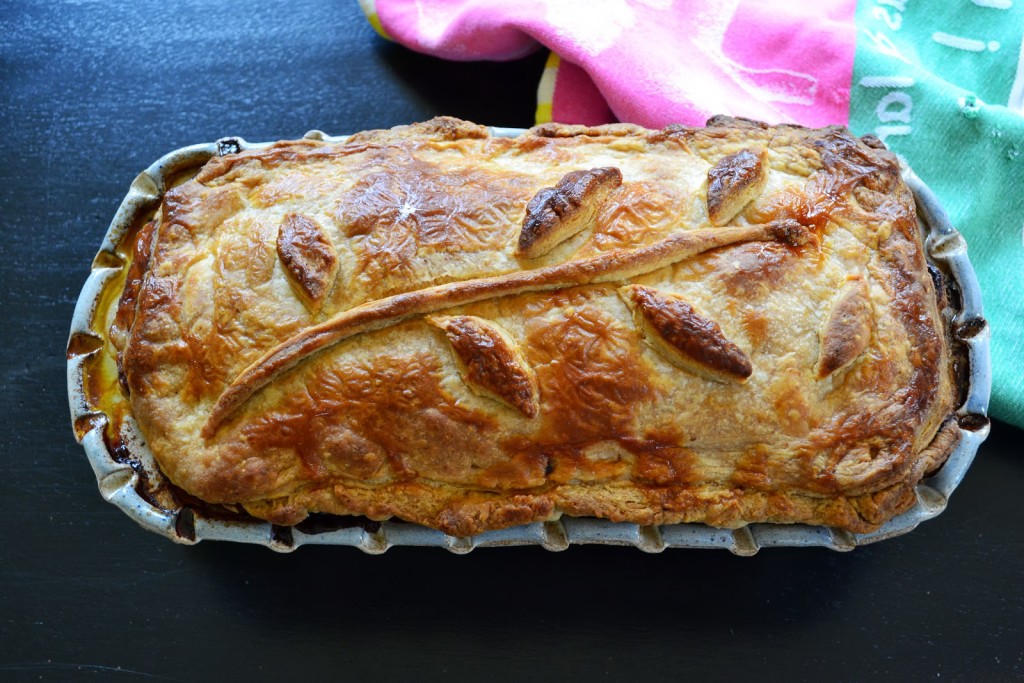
(114, 116), (958, 536)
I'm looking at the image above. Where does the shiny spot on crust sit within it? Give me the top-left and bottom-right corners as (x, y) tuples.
(817, 278), (873, 379)
(276, 213), (339, 314)
(706, 148), (768, 226)
(517, 167), (622, 258)
(521, 290), (653, 444)
(619, 285), (752, 382)
(428, 315), (539, 417)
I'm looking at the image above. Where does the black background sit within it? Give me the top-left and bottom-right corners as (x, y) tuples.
(2, 2), (1022, 681)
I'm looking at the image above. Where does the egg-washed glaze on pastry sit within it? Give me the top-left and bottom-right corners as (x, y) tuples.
(113, 116), (959, 536)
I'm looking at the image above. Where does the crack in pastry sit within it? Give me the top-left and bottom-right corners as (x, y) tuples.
(706, 148), (768, 226)
(517, 167), (623, 258)
(619, 285), (752, 382)
(202, 219), (810, 437)
(817, 277), (873, 379)
(276, 213), (339, 314)
(427, 315), (539, 417)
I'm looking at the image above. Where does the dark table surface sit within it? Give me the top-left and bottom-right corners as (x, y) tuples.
(2, 2), (1022, 681)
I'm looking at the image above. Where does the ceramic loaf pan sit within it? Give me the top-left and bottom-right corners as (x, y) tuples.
(67, 126), (992, 554)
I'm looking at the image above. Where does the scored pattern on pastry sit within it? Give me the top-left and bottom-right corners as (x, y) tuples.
(817, 278), (873, 379)
(427, 315), (539, 417)
(517, 167), (622, 258)
(202, 219), (810, 436)
(276, 213), (339, 314)
(706, 148), (768, 226)
(619, 284), (752, 382)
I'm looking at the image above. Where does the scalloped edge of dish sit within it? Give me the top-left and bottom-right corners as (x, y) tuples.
(67, 126), (992, 555)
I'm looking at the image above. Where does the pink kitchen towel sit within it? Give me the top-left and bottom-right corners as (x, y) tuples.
(359, 0), (858, 128)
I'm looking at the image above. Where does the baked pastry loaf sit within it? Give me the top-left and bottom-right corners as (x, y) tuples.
(114, 116), (959, 536)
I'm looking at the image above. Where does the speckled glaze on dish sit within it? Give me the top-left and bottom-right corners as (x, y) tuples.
(67, 128), (991, 554)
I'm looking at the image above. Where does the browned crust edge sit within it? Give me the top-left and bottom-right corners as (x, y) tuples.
(241, 418), (962, 536)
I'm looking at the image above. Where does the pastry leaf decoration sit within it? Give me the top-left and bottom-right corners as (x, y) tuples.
(619, 284), (752, 382)
(277, 213), (339, 313)
(428, 315), (540, 417)
(706, 148), (768, 226)
(817, 278), (873, 379)
(517, 167), (622, 258)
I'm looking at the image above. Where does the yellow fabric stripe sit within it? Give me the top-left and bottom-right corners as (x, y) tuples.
(535, 103), (553, 124)
(535, 51), (561, 125)
(357, 0), (392, 40)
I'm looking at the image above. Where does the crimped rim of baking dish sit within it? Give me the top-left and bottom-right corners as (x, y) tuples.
(66, 126), (992, 554)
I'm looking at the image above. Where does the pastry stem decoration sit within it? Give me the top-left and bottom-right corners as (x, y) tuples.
(202, 219), (810, 437)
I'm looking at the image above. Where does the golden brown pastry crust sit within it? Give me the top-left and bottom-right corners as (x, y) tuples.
(115, 116), (959, 535)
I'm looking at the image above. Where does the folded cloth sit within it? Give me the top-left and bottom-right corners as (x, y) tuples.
(849, 1), (1024, 430)
(361, 0), (1024, 429)
(361, 0), (858, 127)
